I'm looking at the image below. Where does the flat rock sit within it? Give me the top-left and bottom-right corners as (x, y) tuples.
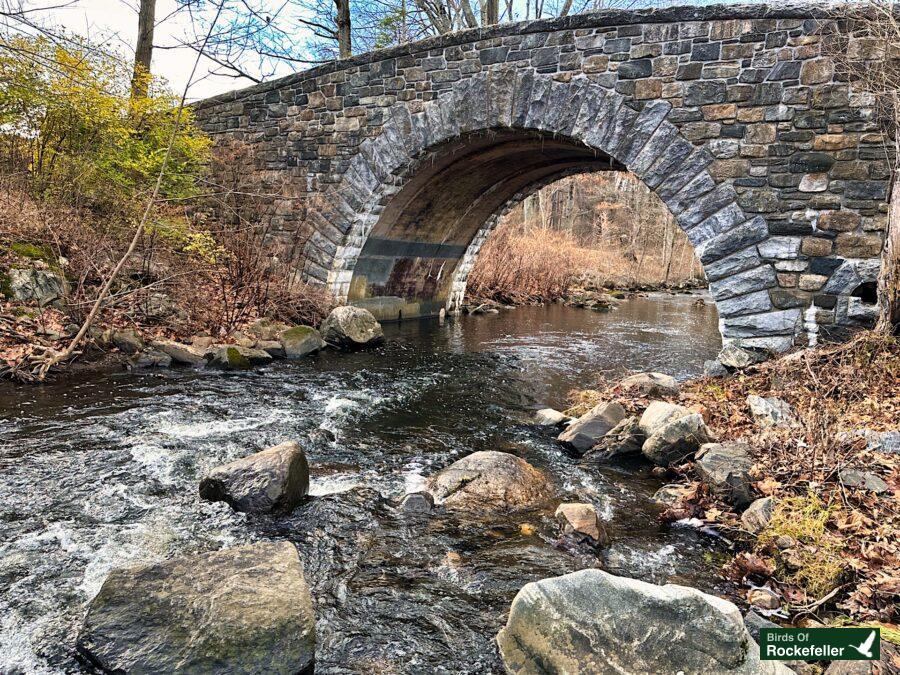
(838, 469), (890, 494)
(110, 329), (144, 355)
(151, 339), (207, 365)
(741, 497), (774, 533)
(496, 569), (790, 675)
(76, 541), (315, 674)
(280, 326), (325, 358)
(652, 483), (696, 509)
(719, 344), (768, 369)
(642, 413), (714, 466)
(533, 408), (571, 427)
(695, 441), (755, 508)
(638, 400), (690, 436)
(207, 345), (272, 370)
(129, 350), (172, 369)
(555, 502), (610, 547)
(580, 416), (644, 462)
(557, 402), (627, 455)
(199, 441), (310, 513)
(747, 395), (797, 427)
(255, 339), (286, 358)
(320, 306), (383, 348)
(618, 372), (680, 397)
(427, 451), (552, 511)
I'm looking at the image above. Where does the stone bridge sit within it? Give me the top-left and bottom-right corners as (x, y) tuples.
(195, 2), (890, 351)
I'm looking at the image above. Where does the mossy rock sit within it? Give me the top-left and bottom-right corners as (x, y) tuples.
(280, 326), (325, 358)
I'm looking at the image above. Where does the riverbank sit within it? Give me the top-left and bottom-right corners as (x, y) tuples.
(565, 330), (899, 636)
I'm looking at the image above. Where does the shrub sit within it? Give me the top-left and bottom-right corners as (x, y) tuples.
(0, 34), (209, 213)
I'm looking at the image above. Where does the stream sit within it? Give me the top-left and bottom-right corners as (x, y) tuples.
(0, 294), (723, 674)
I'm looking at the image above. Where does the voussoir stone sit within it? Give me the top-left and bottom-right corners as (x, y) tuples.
(496, 569), (791, 675)
(557, 402), (627, 454)
(76, 541), (315, 675)
(427, 450), (552, 511)
(199, 441), (310, 513)
(320, 306), (384, 348)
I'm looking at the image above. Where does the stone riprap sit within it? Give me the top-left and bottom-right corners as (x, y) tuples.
(195, 2), (889, 350)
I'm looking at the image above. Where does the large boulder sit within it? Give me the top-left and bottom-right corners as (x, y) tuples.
(280, 326), (325, 358)
(642, 413), (714, 466)
(110, 328), (144, 355)
(320, 306), (383, 348)
(77, 542), (315, 674)
(199, 441), (310, 513)
(695, 441), (756, 508)
(638, 400), (690, 436)
(496, 569), (790, 675)
(557, 402), (627, 455)
(618, 372), (680, 397)
(8, 267), (67, 305)
(427, 451), (552, 511)
(580, 416), (644, 463)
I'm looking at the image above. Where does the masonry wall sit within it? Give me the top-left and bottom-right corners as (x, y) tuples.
(194, 3), (890, 349)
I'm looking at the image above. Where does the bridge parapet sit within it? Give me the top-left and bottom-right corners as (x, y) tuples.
(195, 2), (890, 350)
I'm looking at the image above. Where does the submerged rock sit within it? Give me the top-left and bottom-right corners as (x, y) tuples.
(580, 416), (643, 463)
(557, 402), (627, 455)
(496, 569), (789, 674)
(77, 541), (315, 674)
(320, 306), (383, 348)
(533, 408), (571, 427)
(199, 441), (310, 513)
(280, 325), (325, 358)
(695, 441), (755, 508)
(747, 395), (797, 428)
(427, 451), (552, 511)
(618, 372), (680, 397)
(642, 413), (714, 466)
(207, 345), (272, 370)
(554, 503), (610, 547)
(399, 491), (434, 514)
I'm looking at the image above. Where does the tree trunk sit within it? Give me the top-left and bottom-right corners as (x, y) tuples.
(877, 136), (900, 334)
(334, 0), (352, 59)
(484, 0), (499, 24)
(131, 0), (156, 98)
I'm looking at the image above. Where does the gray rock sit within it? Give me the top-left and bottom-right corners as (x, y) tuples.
(838, 469), (890, 494)
(704, 359), (729, 377)
(581, 416), (644, 462)
(427, 450), (552, 511)
(557, 402), (627, 454)
(8, 267), (67, 305)
(280, 325), (325, 358)
(533, 408), (571, 427)
(642, 413), (715, 466)
(110, 329), (144, 355)
(617, 372), (680, 397)
(747, 395), (797, 427)
(719, 344), (769, 369)
(695, 442), (755, 508)
(76, 542), (315, 674)
(255, 339), (286, 358)
(743, 609), (777, 642)
(245, 317), (292, 341)
(652, 483), (695, 509)
(199, 441), (310, 513)
(151, 339), (207, 365)
(207, 345), (273, 370)
(742, 497), (774, 533)
(128, 350), (172, 369)
(496, 569), (790, 675)
(399, 491), (434, 514)
(638, 400), (690, 436)
(320, 306), (384, 348)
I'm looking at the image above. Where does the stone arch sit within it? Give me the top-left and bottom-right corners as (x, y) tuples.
(316, 71), (788, 350)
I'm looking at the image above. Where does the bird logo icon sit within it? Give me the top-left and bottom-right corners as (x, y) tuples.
(850, 630), (877, 659)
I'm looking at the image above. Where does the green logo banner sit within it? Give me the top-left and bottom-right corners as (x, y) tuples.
(760, 628), (881, 661)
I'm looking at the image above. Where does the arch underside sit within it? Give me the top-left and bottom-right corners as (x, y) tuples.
(347, 129), (623, 320)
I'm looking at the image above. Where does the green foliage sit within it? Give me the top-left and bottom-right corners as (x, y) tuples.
(9, 242), (53, 262)
(147, 218), (223, 264)
(0, 35), (210, 213)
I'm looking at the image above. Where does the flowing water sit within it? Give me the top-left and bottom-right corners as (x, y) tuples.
(0, 294), (723, 674)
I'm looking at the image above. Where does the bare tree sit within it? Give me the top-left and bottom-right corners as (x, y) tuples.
(131, 0), (155, 97)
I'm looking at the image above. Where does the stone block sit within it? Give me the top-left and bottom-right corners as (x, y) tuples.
(835, 232), (883, 258)
(818, 210), (860, 232)
(801, 237), (832, 257)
